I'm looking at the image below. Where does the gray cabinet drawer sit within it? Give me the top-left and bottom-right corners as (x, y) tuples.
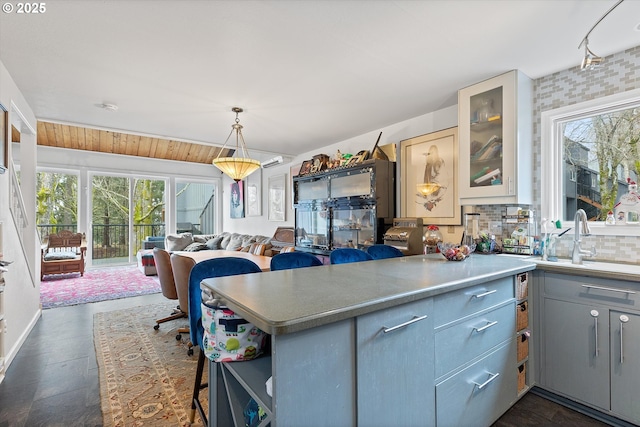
(435, 301), (515, 378)
(433, 277), (514, 327)
(436, 339), (517, 427)
(357, 298), (434, 427)
(543, 272), (640, 310)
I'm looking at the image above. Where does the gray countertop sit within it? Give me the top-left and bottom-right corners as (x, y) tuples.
(200, 254), (536, 335)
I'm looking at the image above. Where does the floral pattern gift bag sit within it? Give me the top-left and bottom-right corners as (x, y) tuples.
(201, 300), (268, 362)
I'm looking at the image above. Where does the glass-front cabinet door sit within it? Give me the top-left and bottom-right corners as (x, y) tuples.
(294, 204), (330, 251)
(332, 205), (376, 249)
(458, 70), (532, 205)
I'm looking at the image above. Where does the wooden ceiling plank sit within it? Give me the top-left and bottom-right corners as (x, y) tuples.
(76, 125), (86, 150)
(117, 132), (128, 155)
(126, 134), (139, 156)
(62, 124), (72, 149)
(69, 124), (78, 147)
(148, 137), (159, 158)
(53, 123), (66, 148)
(154, 138), (168, 160)
(138, 136), (152, 157)
(91, 128), (101, 151)
(34, 121), (241, 167)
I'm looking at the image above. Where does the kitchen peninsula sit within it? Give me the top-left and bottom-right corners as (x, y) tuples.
(201, 254), (535, 426)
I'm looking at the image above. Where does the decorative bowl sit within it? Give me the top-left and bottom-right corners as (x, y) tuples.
(437, 242), (476, 261)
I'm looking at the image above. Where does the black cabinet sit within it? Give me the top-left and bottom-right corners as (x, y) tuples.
(293, 159), (395, 254)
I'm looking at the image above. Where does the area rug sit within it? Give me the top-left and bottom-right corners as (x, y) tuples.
(41, 265), (161, 309)
(94, 302), (207, 427)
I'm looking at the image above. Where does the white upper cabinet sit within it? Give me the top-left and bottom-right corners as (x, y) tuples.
(458, 70), (533, 205)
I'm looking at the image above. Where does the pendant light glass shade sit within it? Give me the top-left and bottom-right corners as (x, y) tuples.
(212, 107), (261, 182)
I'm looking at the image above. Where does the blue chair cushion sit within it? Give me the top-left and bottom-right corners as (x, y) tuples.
(329, 248), (373, 264)
(366, 244), (404, 260)
(188, 257), (262, 348)
(270, 251), (323, 271)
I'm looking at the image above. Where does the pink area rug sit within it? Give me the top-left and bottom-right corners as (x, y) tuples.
(41, 265), (161, 309)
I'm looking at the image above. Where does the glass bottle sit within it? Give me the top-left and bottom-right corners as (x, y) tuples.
(463, 213), (480, 247)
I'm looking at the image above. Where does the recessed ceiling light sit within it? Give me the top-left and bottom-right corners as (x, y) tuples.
(636, 22), (640, 31)
(98, 103), (118, 112)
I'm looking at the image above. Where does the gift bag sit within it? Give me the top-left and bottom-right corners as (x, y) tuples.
(201, 302), (267, 362)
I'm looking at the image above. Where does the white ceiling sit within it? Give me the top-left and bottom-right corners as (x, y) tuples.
(1, 0), (639, 159)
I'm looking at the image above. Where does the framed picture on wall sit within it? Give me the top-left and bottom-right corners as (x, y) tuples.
(0, 104), (7, 174)
(246, 169), (262, 217)
(400, 127), (461, 225)
(268, 174), (286, 222)
(230, 180), (245, 218)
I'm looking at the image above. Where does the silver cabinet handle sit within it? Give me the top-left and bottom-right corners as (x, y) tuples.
(620, 314), (629, 364)
(472, 289), (497, 298)
(472, 372), (500, 390)
(473, 320), (498, 333)
(590, 309), (599, 357)
(382, 315), (428, 334)
(581, 284), (636, 295)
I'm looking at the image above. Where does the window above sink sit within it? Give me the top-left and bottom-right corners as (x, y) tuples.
(541, 87), (640, 236)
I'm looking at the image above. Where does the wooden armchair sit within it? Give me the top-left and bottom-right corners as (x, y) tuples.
(41, 230), (87, 280)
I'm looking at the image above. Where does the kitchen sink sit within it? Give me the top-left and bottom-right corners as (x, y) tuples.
(532, 257), (640, 276)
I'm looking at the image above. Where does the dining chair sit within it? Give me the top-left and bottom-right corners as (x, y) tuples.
(188, 257), (263, 425)
(270, 251), (323, 271)
(365, 244), (404, 260)
(329, 247), (374, 264)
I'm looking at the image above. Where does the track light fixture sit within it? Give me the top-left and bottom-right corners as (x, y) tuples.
(578, 0), (624, 70)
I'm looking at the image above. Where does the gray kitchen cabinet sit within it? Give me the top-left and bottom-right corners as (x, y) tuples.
(539, 272), (640, 425)
(541, 298), (610, 409)
(202, 255), (536, 426)
(433, 278), (517, 427)
(609, 310), (640, 422)
(357, 297), (434, 427)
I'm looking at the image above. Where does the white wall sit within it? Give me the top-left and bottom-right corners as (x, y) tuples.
(222, 105), (458, 237)
(0, 60), (41, 373)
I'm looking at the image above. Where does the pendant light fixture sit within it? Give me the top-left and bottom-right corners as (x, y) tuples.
(212, 107), (261, 182)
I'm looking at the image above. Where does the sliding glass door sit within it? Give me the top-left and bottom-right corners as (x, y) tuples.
(91, 174), (166, 266)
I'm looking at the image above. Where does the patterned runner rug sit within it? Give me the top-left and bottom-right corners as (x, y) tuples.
(94, 302), (208, 427)
(42, 265), (161, 309)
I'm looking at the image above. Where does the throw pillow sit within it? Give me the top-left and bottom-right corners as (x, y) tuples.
(226, 236), (244, 251)
(206, 236), (224, 250)
(183, 242), (209, 252)
(165, 233), (193, 251)
(220, 234), (233, 249)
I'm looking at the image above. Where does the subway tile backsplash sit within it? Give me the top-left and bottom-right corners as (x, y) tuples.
(475, 46), (640, 264)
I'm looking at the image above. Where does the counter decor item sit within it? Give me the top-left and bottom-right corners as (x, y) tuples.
(424, 225), (443, 254)
(437, 242), (476, 261)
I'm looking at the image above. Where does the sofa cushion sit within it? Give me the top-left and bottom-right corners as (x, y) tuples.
(206, 236), (224, 250)
(220, 233), (233, 249)
(183, 242), (209, 252)
(165, 233), (193, 251)
(44, 251), (78, 261)
(226, 236), (245, 251)
(194, 234), (217, 244)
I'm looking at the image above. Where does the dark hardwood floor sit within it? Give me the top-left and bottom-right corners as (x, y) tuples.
(0, 293), (621, 427)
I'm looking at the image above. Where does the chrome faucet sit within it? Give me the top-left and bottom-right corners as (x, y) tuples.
(572, 209), (596, 264)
